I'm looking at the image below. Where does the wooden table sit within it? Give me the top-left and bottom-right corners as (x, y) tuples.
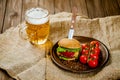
(0, 0), (120, 34)
(0, 1), (120, 79)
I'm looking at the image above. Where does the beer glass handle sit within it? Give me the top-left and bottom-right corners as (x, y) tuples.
(19, 23), (28, 40)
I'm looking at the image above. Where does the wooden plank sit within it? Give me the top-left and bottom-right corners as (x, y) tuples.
(70, 0), (88, 18)
(117, 0), (120, 7)
(101, 0), (120, 16)
(2, 0), (22, 32)
(86, 0), (105, 18)
(39, 0), (54, 14)
(0, 0), (6, 33)
(0, 69), (14, 80)
(86, 0), (120, 18)
(21, 0), (39, 21)
(54, 0), (71, 13)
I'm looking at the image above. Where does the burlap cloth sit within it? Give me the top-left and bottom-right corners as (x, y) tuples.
(0, 12), (120, 80)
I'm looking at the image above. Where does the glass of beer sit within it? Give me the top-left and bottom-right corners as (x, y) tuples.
(19, 8), (50, 45)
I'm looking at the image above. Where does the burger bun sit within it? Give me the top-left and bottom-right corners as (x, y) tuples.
(58, 38), (81, 49)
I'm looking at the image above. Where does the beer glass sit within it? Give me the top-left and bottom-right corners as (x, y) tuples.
(19, 8), (50, 45)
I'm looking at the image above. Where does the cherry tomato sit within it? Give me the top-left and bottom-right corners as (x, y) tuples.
(91, 47), (94, 51)
(90, 41), (96, 45)
(88, 59), (98, 68)
(94, 47), (100, 55)
(82, 43), (89, 49)
(85, 46), (89, 50)
(90, 53), (99, 60)
(82, 49), (89, 55)
(95, 41), (99, 48)
(82, 44), (87, 49)
(79, 40), (100, 68)
(90, 41), (99, 48)
(82, 49), (86, 54)
(80, 55), (88, 64)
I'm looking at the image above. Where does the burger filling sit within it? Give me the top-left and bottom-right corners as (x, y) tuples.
(57, 46), (81, 60)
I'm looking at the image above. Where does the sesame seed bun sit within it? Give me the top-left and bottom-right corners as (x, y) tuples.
(58, 38), (81, 49)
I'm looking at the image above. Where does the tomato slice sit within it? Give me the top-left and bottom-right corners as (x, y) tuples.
(61, 51), (74, 58)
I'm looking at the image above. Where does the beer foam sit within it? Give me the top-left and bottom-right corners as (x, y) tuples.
(25, 8), (49, 25)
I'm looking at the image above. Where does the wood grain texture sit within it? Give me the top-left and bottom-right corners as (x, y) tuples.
(0, 69), (14, 80)
(86, 0), (105, 18)
(1, 0), (120, 32)
(54, 0), (71, 13)
(2, 0), (22, 32)
(101, 0), (120, 16)
(39, 0), (54, 14)
(117, 0), (120, 7)
(21, 0), (39, 21)
(71, 0), (88, 17)
(0, 0), (6, 33)
(86, 0), (120, 18)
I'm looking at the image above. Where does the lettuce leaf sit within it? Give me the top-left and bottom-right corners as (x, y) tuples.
(57, 47), (66, 52)
(59, 56), (68, 60)
(57, 46), (80, 52)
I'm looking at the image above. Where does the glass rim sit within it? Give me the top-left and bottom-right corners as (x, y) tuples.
(25, 7), (49, 19)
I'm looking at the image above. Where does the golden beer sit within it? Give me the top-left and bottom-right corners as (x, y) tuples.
(25, 8), (50, 45)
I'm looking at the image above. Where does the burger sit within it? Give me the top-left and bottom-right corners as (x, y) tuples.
(57, 38), (81, 60)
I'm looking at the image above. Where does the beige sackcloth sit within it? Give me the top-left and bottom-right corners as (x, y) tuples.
(0, 12), (120, 80)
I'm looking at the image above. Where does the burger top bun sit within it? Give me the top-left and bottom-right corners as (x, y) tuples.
(58, 38), (81, 49)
